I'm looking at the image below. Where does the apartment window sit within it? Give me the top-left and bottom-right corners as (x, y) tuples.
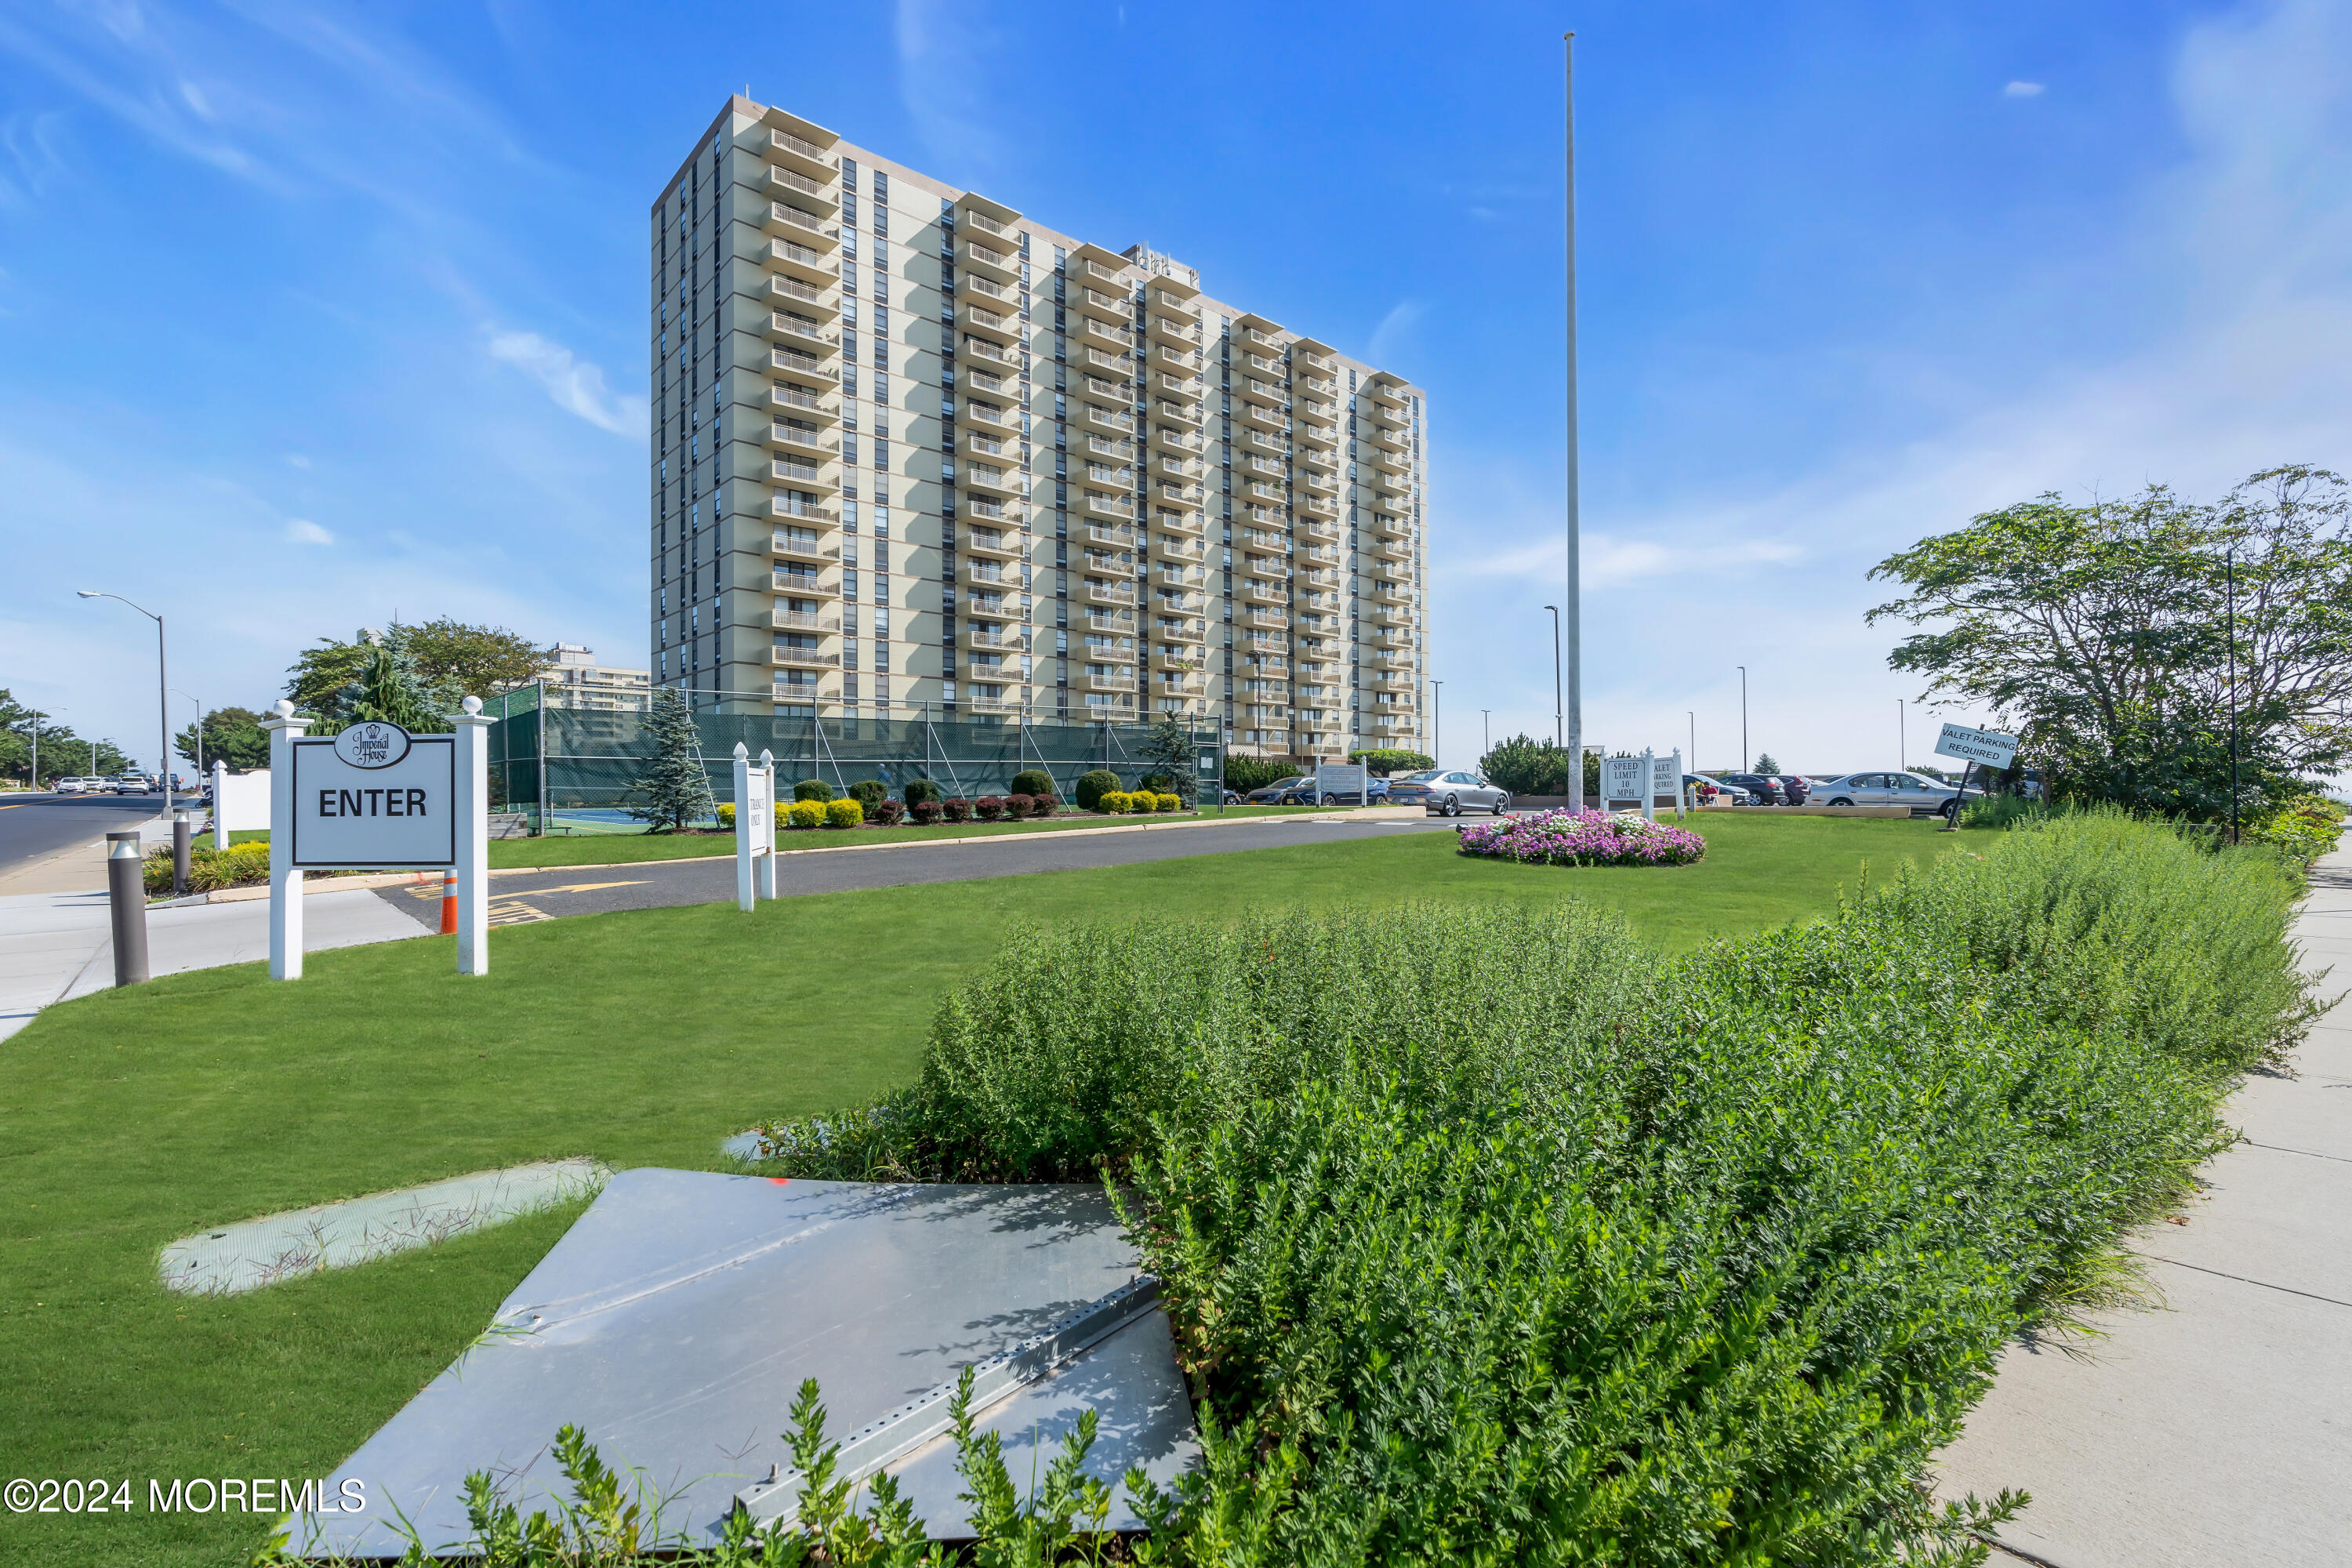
(841, 158), (858, 187)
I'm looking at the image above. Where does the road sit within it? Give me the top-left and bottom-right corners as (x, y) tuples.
(371, 814), (1465, 929)
(0, 791), (169, 877)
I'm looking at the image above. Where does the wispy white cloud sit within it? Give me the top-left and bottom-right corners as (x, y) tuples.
(1365, 301), (1423, 371)
(486, 331), (646, 436)
(0, 111), (73, 208)
(894, 0), (1007, 168)
(285, 518), (332, 545)
(1455, 535), (1804, 590)
(2004, 80), (2046, 97)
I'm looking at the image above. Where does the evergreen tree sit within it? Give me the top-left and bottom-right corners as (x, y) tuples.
(1139, 712), (1200, 806)
(344, 644), (446, 733)
(1755, 752), (1780, 774)
(625, 687), (714, 833)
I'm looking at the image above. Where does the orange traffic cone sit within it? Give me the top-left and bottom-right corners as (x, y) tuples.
(439, 869), (458, 935)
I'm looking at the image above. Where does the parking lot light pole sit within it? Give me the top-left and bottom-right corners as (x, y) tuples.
(172, 690), (203, 788)
(1544, 605), (1563, 748)
(75, 590), (172, 818)
(1737, 665), (1748, 772)
(1481, 709), (1491, 759)
(1432, 680), (1443, 767)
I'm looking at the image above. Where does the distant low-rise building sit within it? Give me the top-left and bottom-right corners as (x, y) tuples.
(540, 644), (652, 711)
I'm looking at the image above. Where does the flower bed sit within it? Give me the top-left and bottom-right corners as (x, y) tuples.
(1455, 807), (1705, 866)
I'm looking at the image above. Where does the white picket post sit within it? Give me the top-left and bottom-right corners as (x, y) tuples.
(733, 742), (755, 913)
(210, 759), (230, 850)
(757, 749), (779, 900)
(451, 697), (492, 975)
(260, 701), (308, 980)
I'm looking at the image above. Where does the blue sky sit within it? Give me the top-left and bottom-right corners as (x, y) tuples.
(4, 0), (2348, 773)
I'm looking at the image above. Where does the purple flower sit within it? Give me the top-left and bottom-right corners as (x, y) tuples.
(1454, 808), (1706, 868)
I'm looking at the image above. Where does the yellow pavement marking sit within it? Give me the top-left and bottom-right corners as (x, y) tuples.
(407, 877), (647, 900)
(486, 900), (550, 926)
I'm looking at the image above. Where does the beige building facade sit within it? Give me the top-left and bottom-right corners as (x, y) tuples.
(649, 96), (1428, 759)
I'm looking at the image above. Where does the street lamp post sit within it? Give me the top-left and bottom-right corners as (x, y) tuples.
(1688, 710), (1696, 771)
(1481, 709), (1491, 759)
(1737, 666), (1748, 773)
(172, 690), (203, 787)
(1898, 699), (1905, 771)
(1432, 680), (1443, 767)
(76, 590), (171, 816)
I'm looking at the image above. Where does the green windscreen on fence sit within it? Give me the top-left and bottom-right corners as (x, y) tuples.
(481, 688), (1197, 835)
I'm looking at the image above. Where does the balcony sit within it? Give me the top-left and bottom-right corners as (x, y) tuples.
(769, 646), (841, 670)
(768, 126), (838, 179)
(764, 201), (837, 246)
(1153, 535), (1206, 562)
(1085, 524), (1138, 549)
(1246, 585), (1288, 608)
(1374, 602), (1415, 624)
(1083, 405), (1134, 434)
(768, 424), (837, 457)
(1151, 426), (1203, 456)
(963, 241), (1018, 281)
(966, 400), (1015, 430)
(1370, 509), (1411, 536)
(964, 461), (1021, 496)
(1303, 543), (1341, 564)
(1299, 445), (1339, 472)
(1248, 608), (1290, 628)
(1241, 327), (1284, 352)
(769, 385), (837, 419)
(1302, 471), (1339, 495)
(1296, 349), (1338, 375)
(1247, 430), (1291, 456)
(764, 273), (835, 315)
(763, 237), (840, 285)
(962, 495), (1024, 523)
(1080, 257), (1124, 285)
(1295, 422), (1339, 451)
(1075, 670), (1135, 693)
(1153, 508), (1203, 536)
(1082, 346), (1131, 377)
(962, 626), (1030, 651)
(1153, 648), (1207, 671)
(964, 528), (1022, 559)
(1299, 375), (1338, 397)
(1156, 484), (1203, 509)
(1243, 503), (1286, 526)
(964, 429), (1010, 460)
(962, 335), (1017, 368)
(764, 164), (838, 214)
(1155, 287), (1200, 317)
(1147, 310), (1198, 346)
(1240, 401), (1289, 434)
(964, 560), (1014, 586)
(1156, 620), (1207, 645)
(769, 459), (837, 493)
(770, 345), (837, 383)
(1156, 397), (1204, 427)
(1077, 641), (1138, 666)
(771, 608), (838, 632)
(1301, 567), (1340, 587)
(1084, 434), (1137, 461)
(1083, 492), (1136, 521)
(768, 313), (837, 350)
(770, 496), (840, 524)
(962, 302), (1022, 345)
(1157, 565), (1209, 589)
(1243, 353), (1286, 378)
(1082, 462), (1133, 488)
(960, 207), (1014, 241)
(956, 270), (1014, 306)
(1082, 373), (1127, 400)
(1086, 583), (1136, 606)
(1067, 283), (1127, 325)
(771, 568), (839, 599)
(1076, 316), (1134, 352)
(963, 593), (1018, 622)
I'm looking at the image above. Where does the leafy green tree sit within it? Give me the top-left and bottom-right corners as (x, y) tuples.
(1139, 713), (1200, 806)
(347, 644), (448, 733)
(401, 618), (554, 699)
(1348, 748), (1434, 777)
(284, 633), (378, 724)
(174, 707), (270, 773)
(1221, 756), (1294, 793)
(1479, 735), (1573, 795)
(1870, 466), (2352, 816)
(623, 686), (713, 832)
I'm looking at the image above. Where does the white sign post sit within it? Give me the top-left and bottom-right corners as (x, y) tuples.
(735, 742), (777, 911)
(265, 700), (490, 979)
(1932, 722), (2018, 835)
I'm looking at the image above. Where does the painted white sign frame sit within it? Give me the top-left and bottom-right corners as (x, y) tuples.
(735, 743), (778, 911)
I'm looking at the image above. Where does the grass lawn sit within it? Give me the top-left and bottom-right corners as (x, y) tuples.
(481, 803), (1351, 869)
(0, 815), (1954, 1565)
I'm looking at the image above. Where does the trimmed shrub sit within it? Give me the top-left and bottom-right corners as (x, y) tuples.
(903, 779), (942, 807)
(943, 797), (974, 823)
(909, 799), (943, 825)
(974, 797), (1005, 821)
(793, 779), (836, 804)
(866, 798), (906, 826)
(757, 812), (2314, 1563)
(142, 840), (272, 895)
(1099, 790), (1131, 814)
(1138, 771), (1178, 794)
(715, 802), (737, 829)
(1027, 793), (1058, 818)
(783, 800), (826, 830)
(1153, 792), (1181, 813)
(848, 779), (887, 808)
(1348, 747), (1436, 777)
(1073, 769), (1120, 811)
(823, 797), (862, 829)
(1223, 756), (1298, 794)
(1010, 768), (1054, 798)
(1004, 793), (1033, 818)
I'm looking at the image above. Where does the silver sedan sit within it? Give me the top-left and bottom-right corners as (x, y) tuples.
(1384, 769), (1511, 815)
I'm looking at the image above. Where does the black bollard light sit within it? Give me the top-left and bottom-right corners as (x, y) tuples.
(107, 830), (151, 985)
(172, 808), (191, 898)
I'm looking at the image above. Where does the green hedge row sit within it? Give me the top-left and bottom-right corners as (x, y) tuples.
(754, 812), (2314, 1564)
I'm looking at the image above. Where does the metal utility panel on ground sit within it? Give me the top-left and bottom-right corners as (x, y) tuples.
(298, 1171), (1198, 1558)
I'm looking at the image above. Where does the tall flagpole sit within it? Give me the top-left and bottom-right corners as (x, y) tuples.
(1563, 32), (1584, 810)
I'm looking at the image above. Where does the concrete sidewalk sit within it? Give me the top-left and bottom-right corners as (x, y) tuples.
(0, 884), (424, 1042)
(1934, 848), (2352, 1566)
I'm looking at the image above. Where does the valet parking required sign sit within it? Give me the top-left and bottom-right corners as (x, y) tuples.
(289, 721), (456, 869)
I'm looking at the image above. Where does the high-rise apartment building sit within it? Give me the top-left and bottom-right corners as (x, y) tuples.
(648, 96), (1428, 758)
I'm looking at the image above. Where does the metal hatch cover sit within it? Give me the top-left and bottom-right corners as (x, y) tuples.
(296, 1170), (1199, 1558)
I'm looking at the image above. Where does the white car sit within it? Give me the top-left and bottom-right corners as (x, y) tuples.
(53, 776), (89, 794)
(109, 775), (154, 795)
(1812, 771), (1983, 818)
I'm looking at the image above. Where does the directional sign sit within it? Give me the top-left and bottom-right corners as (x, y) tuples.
(290, 725), (456, 869)
(1933, 723), (2019, 769)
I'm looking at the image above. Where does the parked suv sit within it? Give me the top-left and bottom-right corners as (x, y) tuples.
(1716, 772), (1788, 806)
